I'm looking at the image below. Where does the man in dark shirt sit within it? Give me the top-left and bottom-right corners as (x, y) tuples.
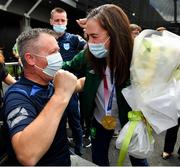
(2, 28), (83, 165)
(50, 7), (86, 155)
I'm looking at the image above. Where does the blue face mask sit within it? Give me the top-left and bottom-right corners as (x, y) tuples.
(53, 25), (67, 33)
(88, 37), (110, 58)
(34, 52), (63, 77)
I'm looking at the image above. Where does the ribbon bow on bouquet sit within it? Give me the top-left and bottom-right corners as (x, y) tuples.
(116, 29), (180, 166)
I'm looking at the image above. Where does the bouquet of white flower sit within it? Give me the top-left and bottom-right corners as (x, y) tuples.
(116, 29), (180, 165)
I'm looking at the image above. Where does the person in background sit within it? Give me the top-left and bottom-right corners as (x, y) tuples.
(130, 23), (142, 39)
(12, 42), (22, 67)
(156, 26), (180, 160)
(2, 28), (84, 166)
(156, 26), (166, 32)
(12, 42), (23, 80)
(0, 50), (16, 85)
(50, 7), (85, 155)
(161, 118), (180, 159)
(0, 50), (16, 161)
(64, 4), (148, 166)
(0, 50), (16, 109)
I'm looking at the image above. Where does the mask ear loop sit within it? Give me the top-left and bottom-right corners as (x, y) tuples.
(31, 53), (46, 58)
(103, 36), (110, 45)
(34, 64), (44, 71)
(31, 53), (47, 71)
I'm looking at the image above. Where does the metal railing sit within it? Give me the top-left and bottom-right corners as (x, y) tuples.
(5, 62), (19, 66)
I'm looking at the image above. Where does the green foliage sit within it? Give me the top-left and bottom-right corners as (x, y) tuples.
(6, 65), (22, 77)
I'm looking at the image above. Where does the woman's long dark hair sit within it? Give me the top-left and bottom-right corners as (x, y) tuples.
(86, 4), (133, 85)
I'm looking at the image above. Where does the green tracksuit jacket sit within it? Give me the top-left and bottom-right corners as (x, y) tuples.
(62, 50), (131, 128)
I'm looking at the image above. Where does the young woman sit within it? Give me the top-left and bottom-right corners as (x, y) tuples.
(63, 4), (148, 166)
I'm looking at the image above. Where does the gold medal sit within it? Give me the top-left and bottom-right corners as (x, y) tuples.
(101, 115), (117, 130)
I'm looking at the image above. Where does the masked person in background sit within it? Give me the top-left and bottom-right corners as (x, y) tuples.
(50, 7), (86, 155)
(63, 4), (148, 166)
(2, 28), (84, 166)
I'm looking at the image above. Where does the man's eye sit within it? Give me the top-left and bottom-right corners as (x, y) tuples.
(92, 36), (98, 39)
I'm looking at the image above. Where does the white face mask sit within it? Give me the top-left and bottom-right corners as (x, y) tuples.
(88, 37), (110, 58)
(34, 52), (63, 77)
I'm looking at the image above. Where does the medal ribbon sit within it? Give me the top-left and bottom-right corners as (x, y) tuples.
(103, 76), (115, 116)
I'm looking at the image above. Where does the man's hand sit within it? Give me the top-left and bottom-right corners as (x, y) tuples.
(53, 69), (77, 99)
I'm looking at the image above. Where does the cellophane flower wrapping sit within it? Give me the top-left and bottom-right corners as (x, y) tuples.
(116, 120), (154, 159)
(116, 29), (180, 159)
